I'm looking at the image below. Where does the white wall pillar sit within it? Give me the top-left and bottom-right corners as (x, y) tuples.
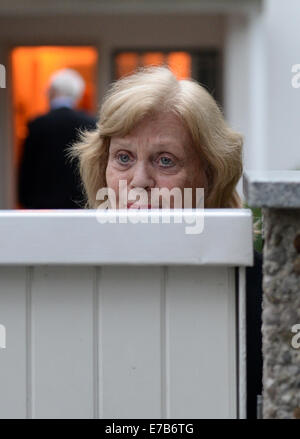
(224, 5), (266, 200)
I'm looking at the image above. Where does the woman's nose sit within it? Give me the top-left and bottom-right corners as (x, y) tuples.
(129, 162), (155, 190)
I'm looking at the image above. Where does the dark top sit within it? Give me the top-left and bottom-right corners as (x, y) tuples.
(245, 248), (263, 419)
(18, 107), (97, 209)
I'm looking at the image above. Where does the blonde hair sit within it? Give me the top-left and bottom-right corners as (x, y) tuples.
(68, 65), (245, 213)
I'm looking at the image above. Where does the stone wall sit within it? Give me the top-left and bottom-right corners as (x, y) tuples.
(244, 171), (300, 419)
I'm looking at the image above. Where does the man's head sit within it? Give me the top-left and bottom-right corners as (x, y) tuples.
(47, 68), (85, 107)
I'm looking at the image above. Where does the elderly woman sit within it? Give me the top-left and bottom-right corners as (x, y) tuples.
(69, 66), (242, 210)
(69, 66), (262, 419)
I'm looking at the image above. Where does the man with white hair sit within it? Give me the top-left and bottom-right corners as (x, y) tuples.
(48, 68), (85, 110)
(18, 68), (96, 209)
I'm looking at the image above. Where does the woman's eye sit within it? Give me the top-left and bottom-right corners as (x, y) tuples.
(159, 156), (174, 167)
(117, 153), (131, 164)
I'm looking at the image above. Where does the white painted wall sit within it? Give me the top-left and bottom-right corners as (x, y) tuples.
(0, 13), (224, 104)
(225, 0), (300, 173)
(224, 9), (266, 172)
(264, 0), (300, 170)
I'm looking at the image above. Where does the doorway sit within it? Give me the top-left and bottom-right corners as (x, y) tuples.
(11, 46), (98, 208)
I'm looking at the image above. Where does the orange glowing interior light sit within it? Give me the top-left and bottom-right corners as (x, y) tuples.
(115, 50), (191, 80)
(115, 52), (139, 78)
(166, 52), (191, 79)
(141, 52), (165, 67)
(11, 46), (98, 188)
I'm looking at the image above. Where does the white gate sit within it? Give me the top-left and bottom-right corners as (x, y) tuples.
(0, 209), (253, 419)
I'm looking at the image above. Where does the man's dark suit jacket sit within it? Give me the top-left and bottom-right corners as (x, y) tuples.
(245, 248), (263, 419)
(18, 107), (96, 209)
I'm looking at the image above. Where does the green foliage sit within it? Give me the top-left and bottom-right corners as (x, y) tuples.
(243, 202), (263, 254)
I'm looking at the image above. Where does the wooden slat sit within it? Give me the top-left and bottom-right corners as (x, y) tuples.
(30, 266), (95, 418)
(0, 267), (27, 418)
(99, 266), (163, 418)
(166, 266), (237, 418)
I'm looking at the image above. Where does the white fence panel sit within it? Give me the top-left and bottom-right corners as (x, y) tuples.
(99, 266), (163, 419)
(0, 209), (253, 419)
(166, 266), (237, 419)
(31, 266), (95, 419)
(0, 267), (27, 418)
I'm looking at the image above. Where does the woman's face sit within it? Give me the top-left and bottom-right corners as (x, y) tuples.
(105, 112), (207, 209)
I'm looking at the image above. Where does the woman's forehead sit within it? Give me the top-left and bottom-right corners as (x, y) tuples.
(110, 136), (185, 152)
(113, 112), (191, 142)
